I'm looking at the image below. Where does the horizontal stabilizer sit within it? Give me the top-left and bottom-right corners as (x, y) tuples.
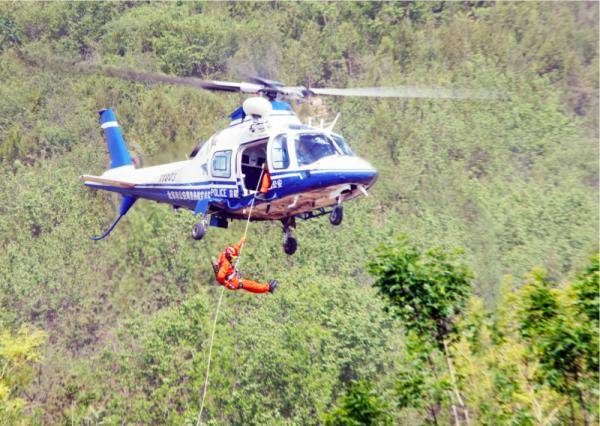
(80, 175), (135, 189)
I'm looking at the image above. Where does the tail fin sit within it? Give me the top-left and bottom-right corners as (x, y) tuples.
(91, 195), (136, 241)
(99, 109), (133, 169)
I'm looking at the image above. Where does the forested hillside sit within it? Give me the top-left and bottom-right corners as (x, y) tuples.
(0, 2), (597, 424)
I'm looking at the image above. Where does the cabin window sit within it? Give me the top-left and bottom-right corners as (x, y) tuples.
(294, 133), (337, 166)
(211, 150), (231, 178)
(271, 134), (290, 169)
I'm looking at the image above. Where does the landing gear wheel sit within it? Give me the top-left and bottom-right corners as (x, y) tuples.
(329, 206), (343, 226)
(191, 221), (206, 240)
(283, 236), (298, 255)
(281, 217), (298, 255)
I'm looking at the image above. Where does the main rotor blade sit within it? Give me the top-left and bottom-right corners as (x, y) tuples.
(19, 53), (264, 94)
(79, 63), (264, 94)
(18, 53), (499, 101)
(309, 86), (497, 100)
(246, 75), (284, 88)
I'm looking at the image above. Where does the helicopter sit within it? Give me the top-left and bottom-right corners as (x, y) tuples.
(73, 64), (491, 255)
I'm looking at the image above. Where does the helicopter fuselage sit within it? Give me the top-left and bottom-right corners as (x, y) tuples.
(82, 100), (377, 251)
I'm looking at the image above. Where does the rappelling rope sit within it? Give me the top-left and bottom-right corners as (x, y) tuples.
(197, 285), (224, 426)
(234, 167), (264, 269)
(196, 167), (265, 425)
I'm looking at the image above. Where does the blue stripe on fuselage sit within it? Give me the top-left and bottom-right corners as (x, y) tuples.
(86, 169), (377, 217)
(136, 180), (237, 188)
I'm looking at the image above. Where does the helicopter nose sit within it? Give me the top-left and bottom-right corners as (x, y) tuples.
(311, 155), (378, 188)
(347, 156), (378, 187)
(366, 166), (379, 187)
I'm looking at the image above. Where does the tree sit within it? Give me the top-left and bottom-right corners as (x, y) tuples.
(367, 237), (472, 348)
(368, 237), (472, 425)
(452, 291), (567, 425)
(518, 264), (598, 425)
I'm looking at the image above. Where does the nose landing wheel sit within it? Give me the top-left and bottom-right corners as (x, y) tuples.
(329, 206), (343, 226)
(191, 219), (207, 241)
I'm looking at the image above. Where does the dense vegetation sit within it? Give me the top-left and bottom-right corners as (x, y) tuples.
(0, 2), (597, 424)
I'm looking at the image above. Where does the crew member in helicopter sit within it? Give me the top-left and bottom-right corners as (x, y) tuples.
(217, 237), (278, 294)
(255, 162), (271, 200)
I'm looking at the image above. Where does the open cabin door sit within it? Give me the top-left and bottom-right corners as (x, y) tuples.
(238, 138), (268, 196)
(237, 134), (292, 196)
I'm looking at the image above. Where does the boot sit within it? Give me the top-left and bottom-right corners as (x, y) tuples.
(268, 280), (278, 293)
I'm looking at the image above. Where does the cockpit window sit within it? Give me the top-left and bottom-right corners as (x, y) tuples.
(329, 134), (354, 156)
(294, 133), (337, 166)
(271, 134), (290, 169)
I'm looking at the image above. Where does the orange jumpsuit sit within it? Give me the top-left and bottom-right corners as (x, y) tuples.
(217, 239), (270, 294)
(259, 164), (271, 194)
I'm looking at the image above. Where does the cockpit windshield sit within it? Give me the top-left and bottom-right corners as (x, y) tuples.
(294, 133), (338, 166)
(329, 134), (354, 156)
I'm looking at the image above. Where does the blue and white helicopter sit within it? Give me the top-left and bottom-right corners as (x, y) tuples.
(80, 72), (484, 254)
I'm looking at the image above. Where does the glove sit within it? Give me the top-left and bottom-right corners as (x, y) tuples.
(240, 236), (247, 245)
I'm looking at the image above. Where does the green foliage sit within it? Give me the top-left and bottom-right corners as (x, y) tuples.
(394, 335), (451, 416)
(452, 293), (566, 425)
(518, 269), (561, 340)
(324, 380), (391, 426)
(572, 255), (600, 377)
(0, 15), (20, 52)
(572, 254), (600, 323)
(154, 14), (237, 77)
(367, 237), (472, 347)
(368, 238), (472, 423)
(451, 260), (600, 425)
(0, 1), (597, 423)
(56, 277), (395, 424)
(516, 264), (598, 426)
(0, 326), (45, 424)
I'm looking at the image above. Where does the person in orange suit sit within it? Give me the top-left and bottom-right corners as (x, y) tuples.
(217, 237), (278, 294)
(255, 162), (271, 200)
